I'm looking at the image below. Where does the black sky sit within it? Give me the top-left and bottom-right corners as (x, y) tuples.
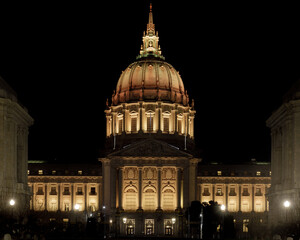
(0, 1), (299, 163)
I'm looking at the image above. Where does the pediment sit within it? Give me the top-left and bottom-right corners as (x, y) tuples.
(108, 138), (192, 158)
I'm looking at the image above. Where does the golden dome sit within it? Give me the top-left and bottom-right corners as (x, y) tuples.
(111, 4), (189, 106)
(112, 59), (189, 106)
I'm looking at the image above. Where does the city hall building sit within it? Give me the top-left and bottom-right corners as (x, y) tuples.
(26, 5), (272, 238)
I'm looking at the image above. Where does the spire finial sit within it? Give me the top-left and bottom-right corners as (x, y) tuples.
(147, 3), (155, 34)
(136, 3), (165, 60)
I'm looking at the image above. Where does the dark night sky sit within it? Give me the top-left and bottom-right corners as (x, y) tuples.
(0, 1), (300, 163)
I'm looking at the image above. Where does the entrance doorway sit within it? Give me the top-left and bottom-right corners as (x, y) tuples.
(125, 219), (135, 235)
(145, 219), (154, 235)
(164, 219), (173, 235)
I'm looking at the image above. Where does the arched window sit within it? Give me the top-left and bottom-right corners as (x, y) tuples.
(161, 186), (176, 210)
(143, 186), (157, 210)
(124, 186), (138, 210)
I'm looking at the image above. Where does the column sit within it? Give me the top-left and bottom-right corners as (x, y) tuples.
(199, 184), (202, 203)
(84, 183), (88, 211)
(71, 183), (74, 210)
(238, 184), (242, 211)
(138, 167), (143, 210)
(225, 185), (228, 209)
(58, 183), (61, 211)
(157, 105), (161, 132)
(98, 183), (102, 210)
(118, 168), (123, 210)
(176, 168), (182, 210)
(157, 167), (162, 210)
(252, 184), (255, 212)
(45, 184), (48, 211)
(189, 159), (199, 202)
(102, 158), (111, 211)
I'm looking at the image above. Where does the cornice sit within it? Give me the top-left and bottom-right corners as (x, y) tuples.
(28, 175), (102, 183)
(197, 176), (271, 184)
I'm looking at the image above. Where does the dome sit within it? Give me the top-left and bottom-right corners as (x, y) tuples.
(111, 4), (190, 107)
(112, 59), (189, 106)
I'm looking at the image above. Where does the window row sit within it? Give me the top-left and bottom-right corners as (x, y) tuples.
(107, 111), (194, 136)
(202, 187), (264, 197)
(35, 186), (97, 196)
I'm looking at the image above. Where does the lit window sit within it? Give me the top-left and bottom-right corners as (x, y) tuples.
(243, 219), (249, 232)
(38, 170), (43, 175)
(216, 188), (223, 196)
(27, 170), (30, 175)
(163, 117), (169, 132)
(256, 171), (261, 176)
(217, 171), (222, 176)
(52, 170), (56, 175)
(78, 170), (83, 175)
(269, 171), (272, 176)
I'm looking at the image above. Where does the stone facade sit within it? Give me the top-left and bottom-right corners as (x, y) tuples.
(197, 162), (271, 238)
(267, 79), (300, 229)
(28, 161), (102, 223)
(0, 76), (33, 216)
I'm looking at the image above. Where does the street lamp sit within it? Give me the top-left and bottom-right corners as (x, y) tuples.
(9, 199), (15, 219)
(74, 204), (80, 210)
(283, 200), (291, 208)
(220, 204), (226, 211)
(9, 199), (15, 206)
(283, 200), (290, 222)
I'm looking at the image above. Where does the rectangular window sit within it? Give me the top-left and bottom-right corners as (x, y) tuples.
(90, 187), (96, 195)
(131, 117), (137, 132)
(229, 188), (236, 196)
(163, 117), (169, 132)
(177, 119), (182, 134)
(78, 170), (83, 175)
(38, 170), (43, 175)
(217, 171), (222, 176)
(203, 188), (210, 196)
(256, 171), (261, 176)
(37, 186), (44, 195)
(118, 119), (123, 133)
(63, 187), (70, 195)
(52, 170), (56, 175)
(216, 188), (223, 196)
(242, 188), (250, 196)
(147, 116), (153, 132)
(255, 188), (262, 196)
(77, 187), (83, 195)
(50, 187), (57, 195)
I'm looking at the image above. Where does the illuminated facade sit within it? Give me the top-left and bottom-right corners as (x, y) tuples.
(101, 5), (199, 236)
(25, 4), (273, 238)
(0, 76), (34, 216)
(28, 161), (102, 223)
